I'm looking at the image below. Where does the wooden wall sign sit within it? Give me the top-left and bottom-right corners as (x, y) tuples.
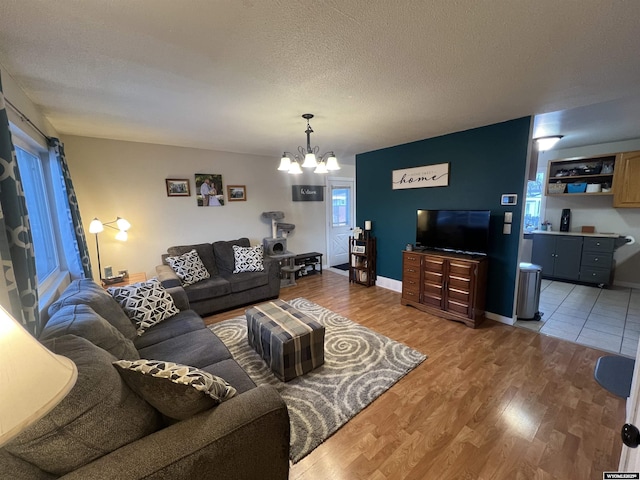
(392, 163), (449, 190)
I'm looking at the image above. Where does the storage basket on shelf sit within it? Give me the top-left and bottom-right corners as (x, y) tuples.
(567, 182), (587, 193)
(548, 182), (566, 194)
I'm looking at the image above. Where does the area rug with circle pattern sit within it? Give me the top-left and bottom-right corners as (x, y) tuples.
(209, 297), (427, 463)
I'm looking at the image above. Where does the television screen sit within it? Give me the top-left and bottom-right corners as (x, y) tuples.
(416, 210), (491, 255)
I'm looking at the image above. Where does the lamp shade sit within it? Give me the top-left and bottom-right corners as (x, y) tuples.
(115, 217), (131, 231)
(314, 161), (329, 174)
(326, 154), (340, 171)
(288, 161), (303, 174)
(0, 305), (77, 447)
(278, 155), (291, 171)
(302, 152), (318, 168)
(115, 230), (128, 241)
(88, 218), (104, 234)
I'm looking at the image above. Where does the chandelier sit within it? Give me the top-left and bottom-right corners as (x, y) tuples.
(278, 113), (340, 174)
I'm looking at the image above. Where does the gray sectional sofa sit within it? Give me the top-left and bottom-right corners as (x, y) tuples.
(0, 278), (290, 479)
(156, 238), (281, 316)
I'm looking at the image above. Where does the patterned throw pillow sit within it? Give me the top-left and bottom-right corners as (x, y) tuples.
(165, 249), (210, 286)
(113, 359), (237, 420)
(108, 279), (180, 335)
(232, 245), (265, 273)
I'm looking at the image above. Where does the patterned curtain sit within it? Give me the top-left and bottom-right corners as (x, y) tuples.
(0, 74), (39, 334)
(48, 138), (93, 279)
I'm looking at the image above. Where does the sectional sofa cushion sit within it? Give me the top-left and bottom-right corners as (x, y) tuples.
(212, 238), (250, 274)
(166, 249), (210, 286)
(48, 278), (137, 340)
(40, 304), (139, 360)
(108, 279), (180, 335)
(5, 335), (161, 476)
(132, 309), (206, 350)
(137, 328), (233, 370)
(167, 242), (218, 276)
(113, 359), (237, 420)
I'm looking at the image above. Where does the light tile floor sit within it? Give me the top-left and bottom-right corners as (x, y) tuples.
(515, 279), (640, 358)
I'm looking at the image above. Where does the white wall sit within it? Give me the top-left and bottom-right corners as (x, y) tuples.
(539, 139), (640, 288)
(62, 135), (355, 281)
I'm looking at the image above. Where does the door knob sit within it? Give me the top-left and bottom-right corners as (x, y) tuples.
(622, 423), (640, 448)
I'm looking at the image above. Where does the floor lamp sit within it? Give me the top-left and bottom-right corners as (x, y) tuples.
(89, 217), (131, 281)
(0, 305), (77, 446)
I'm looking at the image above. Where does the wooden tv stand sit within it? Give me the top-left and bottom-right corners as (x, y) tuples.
(401, 250), (488, 328)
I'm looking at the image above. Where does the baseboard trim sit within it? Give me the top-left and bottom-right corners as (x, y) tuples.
(375, 276), (402, 292)
(614, 280), (640, 290)
(485, 311), (514, 326)
(377, 275), (514, 325)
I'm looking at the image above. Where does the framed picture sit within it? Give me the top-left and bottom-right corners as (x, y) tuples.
(165, 178), (190, 197)
(227, 185), (247, 201)
(352, 245), (366, 254)
(195, 173), (224, 207)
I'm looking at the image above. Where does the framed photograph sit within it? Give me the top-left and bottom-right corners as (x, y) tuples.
(352, 245), (366, 254)
(195, 173), (224, 207)
(165, 179), (190, 197)
(227, 185), (247, 202)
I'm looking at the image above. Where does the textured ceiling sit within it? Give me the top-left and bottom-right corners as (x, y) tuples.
(2, 1), (640, 163)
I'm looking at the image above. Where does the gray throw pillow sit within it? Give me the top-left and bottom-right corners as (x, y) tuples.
(113, 359), (237, 420)
(5, 335), (161, 476)
(40, 304), (139, 360)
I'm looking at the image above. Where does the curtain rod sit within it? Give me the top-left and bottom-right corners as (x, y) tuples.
(4, 97), (51, 142)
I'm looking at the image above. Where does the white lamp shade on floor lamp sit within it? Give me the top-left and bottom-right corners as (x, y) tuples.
(0, 305), (77, 447)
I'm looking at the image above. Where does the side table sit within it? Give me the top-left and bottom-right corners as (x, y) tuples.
(102, 272), (147, 289)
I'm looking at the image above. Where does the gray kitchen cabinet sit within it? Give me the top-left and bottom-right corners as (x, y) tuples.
(532, 235), (583, 280)
(531, 233), (616, 286)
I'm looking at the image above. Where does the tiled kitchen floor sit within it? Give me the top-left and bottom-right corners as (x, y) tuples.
(515, 279), (640, 358)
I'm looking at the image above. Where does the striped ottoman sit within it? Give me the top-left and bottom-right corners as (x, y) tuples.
(246, 299), (325, 382)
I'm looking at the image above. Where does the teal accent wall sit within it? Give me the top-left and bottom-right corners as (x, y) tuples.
(356, 117), (531, 318)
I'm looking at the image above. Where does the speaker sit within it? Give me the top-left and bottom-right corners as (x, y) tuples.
(263, 237), (287, 256)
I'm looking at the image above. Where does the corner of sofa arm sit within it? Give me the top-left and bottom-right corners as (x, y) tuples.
(59, 384), (290, 480)
(155, 264), (189, 311)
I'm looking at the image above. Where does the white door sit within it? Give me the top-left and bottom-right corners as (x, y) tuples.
(326, 177), (354, 267)
(619, 339), (640, 471)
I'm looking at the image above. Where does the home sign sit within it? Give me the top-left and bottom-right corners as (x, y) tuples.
(292, 185), (324, 201)
(392, 163), (449, 190)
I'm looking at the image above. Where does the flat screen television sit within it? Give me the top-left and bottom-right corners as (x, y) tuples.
(416, 209), (491, 255)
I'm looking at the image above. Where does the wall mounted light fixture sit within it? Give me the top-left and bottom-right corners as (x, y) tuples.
(278, 113), (340, 174)
(534, 135), (563, 151)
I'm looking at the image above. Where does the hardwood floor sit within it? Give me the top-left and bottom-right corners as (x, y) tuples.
(203, 271), (626, 480)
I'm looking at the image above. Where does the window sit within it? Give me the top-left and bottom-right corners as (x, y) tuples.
(331, 187), (350, 226)
(524, 171), (544, 232)
(14, 145), (60, 283)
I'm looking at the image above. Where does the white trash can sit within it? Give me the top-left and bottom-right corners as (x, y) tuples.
(517, 262), (542, 321)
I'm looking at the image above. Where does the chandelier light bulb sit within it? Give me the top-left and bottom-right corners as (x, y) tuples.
(278, 155), (291, 171)
(288, 160), (303, 174)
(326, 154), (340, 170)
(314, 161), (328, 174)
(302, 152), (318, 168)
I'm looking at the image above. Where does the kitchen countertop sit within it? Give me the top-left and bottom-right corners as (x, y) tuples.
(529, 230), (620, 238)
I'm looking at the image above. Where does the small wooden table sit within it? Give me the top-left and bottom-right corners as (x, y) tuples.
(102, 272), (147, 288)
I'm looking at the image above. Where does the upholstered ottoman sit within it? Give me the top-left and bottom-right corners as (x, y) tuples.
(246, 299), (324, 382)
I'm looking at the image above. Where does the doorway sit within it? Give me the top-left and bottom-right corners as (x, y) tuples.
(326, 177), (355, 268)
